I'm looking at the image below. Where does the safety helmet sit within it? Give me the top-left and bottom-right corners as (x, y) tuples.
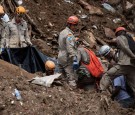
(45, 60), (55, 70)
(115, 27), (126, 34)
(0, 5), (4, 14)
(16, 6), (26, 14)
(99, 45), (111, 56)
(67, 16), (79, 25)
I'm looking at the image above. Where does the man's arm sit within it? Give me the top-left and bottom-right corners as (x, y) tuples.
(24, 22), (32, 45)
(111, 86), (121, 100)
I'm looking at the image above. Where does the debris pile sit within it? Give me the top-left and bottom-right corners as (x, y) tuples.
(1, 0), (135, 114)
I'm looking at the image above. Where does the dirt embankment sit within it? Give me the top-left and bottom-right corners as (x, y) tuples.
(0, 59), (134, 114)
(1, 0), (135, 114)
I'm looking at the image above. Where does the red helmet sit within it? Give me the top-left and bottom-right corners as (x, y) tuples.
(67, 16), (79, 25)
(115, 27), (126, 34)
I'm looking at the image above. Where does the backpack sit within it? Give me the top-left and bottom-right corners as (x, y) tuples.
(125, 34), (135, 54)
(82, 48), (104, 77)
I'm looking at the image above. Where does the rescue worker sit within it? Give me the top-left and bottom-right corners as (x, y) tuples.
(99, 45), (135, 108)
(45, 60), (55, 76)
(112, 75), (135, 108)
(58, 16), (79, 87)
(11, 6), (32, 47)
(77, 43), (104, 91)
(99, 27), (135, 96)
(0, 5), (18, 48)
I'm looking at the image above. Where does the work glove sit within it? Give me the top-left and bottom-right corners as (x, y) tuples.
(27, 42), (33, 46)
(5, 44), (9, 48)
(72, 56), (79, 70)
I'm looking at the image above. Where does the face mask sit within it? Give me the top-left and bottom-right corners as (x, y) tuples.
(1, 14), (10, 23)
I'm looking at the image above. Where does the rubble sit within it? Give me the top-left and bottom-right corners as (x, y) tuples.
(1, 0), (135, 114)
(104, 27), (116, 39)
(78, 0), (104, 16)
(83, 30), (97, 48)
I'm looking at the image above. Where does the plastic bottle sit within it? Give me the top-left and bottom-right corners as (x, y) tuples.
(102, 3), (116, 13)
(14, 89), (22, 100)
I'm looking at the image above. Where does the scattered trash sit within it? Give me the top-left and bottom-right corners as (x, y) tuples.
(11, 101), (14, 105)
(126, 1), (133, 10)
(80, 14), (88, 19)
(64, 0), (73, 4)
(14, 89), (22, 100)
(102, 3), (116, 13)
(20, 101), (23, 106)
(113, 18), (121, 24)
(92, 25), (98, 29)
(14, 0), (23, 5)
(29, 73), (61, 87)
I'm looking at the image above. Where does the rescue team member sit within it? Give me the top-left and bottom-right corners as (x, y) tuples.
(45, 60), (55, 76)
(112, 75), (135, 108)
(58, 16), (79, 87)
(99, 45), (135, 108)
(0, 5), (18, 48)
(99, 27), (135, 97)
(76, 40), (104, 91)
(11, 6), (32, 48)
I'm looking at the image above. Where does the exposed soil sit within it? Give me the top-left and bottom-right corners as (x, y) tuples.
(1, 0), (135, 114)
(0, 59), (134, 114)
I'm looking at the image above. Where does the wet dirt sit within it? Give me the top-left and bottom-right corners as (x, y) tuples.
(1, 0), (135, 114)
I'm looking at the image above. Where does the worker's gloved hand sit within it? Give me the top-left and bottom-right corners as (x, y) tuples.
(27, 42), (33, 46)
(5, 44), (9, 48)
(73, 56), (79, 70)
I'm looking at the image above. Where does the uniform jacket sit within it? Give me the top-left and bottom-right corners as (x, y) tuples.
(58, 27), (78, 66)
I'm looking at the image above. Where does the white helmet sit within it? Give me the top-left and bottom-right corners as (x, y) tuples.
(99, 45), (111, 56)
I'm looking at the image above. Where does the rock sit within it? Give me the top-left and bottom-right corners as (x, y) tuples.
(78, 0), (103, 16)
(126, 1), (134, 10)
(83, 31), (96, 48)
(52, 45), (58, 49)
(47, 37), (53, 41)
(104, 27), (115, 39)
(32, 39), (54, 57)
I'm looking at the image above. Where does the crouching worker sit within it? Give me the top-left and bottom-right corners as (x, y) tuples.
(76, 43), (104, 91)
(111, 75), (135, 108)
(45, 60), (55, 76)
(99, 45), (135, 108)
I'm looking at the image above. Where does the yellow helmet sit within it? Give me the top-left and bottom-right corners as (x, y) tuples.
(45, 61), (55, 70)
(16, 6), (26, 14)
(0, 5), (4, 14)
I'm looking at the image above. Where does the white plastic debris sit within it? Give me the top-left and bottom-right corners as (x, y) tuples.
(102, 3), (116, 13)
(14, 0), (23, 5)
(29, 73), (61, 87)
(64, 0), (73, 4)
(80, 14), (88, 19)
(11, 101), (14, 105)
(113, 18), (121, 24)
(126, 1), (133, 10)
(92, 25), (98, 29)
